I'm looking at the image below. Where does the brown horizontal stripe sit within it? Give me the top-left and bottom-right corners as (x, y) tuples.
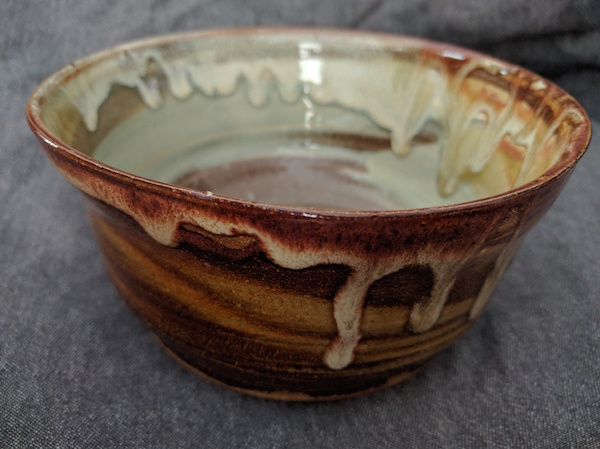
(109, 252), (471, 373)
(106, 263), (325, 369)
(286, 131), (391, 151)
(355, 318), (473, 365)
(91, 212), (340, 337)
(161, 342), (427, 401)
(100, 240), (331, 350)
(159, 334), (429, 398)
(360, 314), (471, 350)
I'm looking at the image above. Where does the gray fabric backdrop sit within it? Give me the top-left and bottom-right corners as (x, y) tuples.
(1, 1), (599, 447)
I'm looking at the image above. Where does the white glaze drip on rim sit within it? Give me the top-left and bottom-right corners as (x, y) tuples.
(60, 43), (584, 196)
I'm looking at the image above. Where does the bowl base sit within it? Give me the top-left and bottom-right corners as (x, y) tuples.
(155, 337), (431, 401)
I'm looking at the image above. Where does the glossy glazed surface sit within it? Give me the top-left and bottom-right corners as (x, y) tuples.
(28, 29), (590, 399)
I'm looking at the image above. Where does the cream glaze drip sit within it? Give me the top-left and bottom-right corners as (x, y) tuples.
(58, 43), (571, 369)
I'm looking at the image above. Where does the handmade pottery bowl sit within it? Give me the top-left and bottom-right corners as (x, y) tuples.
(27, 29), (590, 400)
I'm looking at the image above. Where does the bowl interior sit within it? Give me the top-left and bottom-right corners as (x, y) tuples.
(33, 30), (588, 210)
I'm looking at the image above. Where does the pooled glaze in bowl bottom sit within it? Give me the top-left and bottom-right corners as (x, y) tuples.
(27, 29), (590, 400)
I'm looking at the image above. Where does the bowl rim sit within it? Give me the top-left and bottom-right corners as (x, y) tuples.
(26, 27), (592, 219)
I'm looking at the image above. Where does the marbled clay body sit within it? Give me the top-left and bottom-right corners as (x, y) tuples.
(28, 29), (590, 400)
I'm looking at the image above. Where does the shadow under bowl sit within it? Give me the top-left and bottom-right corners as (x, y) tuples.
(27, 28), (591, 400)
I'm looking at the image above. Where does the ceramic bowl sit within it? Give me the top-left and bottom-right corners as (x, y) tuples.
(27, 29), (590, 400)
